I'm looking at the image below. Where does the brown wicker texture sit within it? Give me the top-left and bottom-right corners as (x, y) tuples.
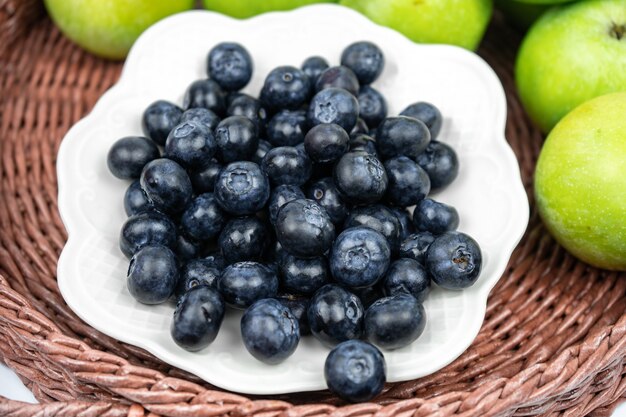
(0, 5), (625, 417)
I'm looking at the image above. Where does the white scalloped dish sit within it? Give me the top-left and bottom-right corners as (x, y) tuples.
(57, 5), (529, 395)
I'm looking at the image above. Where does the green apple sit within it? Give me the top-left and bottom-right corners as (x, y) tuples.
(339, 0), (492, 50)
(535, 92), (626, 271)
(44, 0), (194, 59)
(202, 0), (338, 19)
(494, 0), (550, 30)
(516, 0), (626, 133)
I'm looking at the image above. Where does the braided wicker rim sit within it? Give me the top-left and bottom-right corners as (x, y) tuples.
(0, 4), (625, 416)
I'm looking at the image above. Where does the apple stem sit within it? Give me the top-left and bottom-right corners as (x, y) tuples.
(610, 22), (625, 40)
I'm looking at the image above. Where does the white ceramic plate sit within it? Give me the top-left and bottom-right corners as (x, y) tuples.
(57, 5), (529, 395)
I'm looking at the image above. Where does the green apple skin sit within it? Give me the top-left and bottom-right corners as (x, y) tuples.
(494, 0), (550, 30)
(516, 0), (626, 133)
(339, 0), (492, 50)
(535, 92), (626, 271)
(44, 0), (195, 60)
(202, 0), (338, 19)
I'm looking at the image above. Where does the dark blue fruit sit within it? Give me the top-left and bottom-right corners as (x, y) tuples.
(140, 158), (193, 214)
(142, 100), (183, 146)
(180, 193), (225, 241)
(175, 259), (220, 298)
(181, 107), (221, 132)
(261, 146), (312, 186)
(260, 66), (310, 111)
(383, 156), (431, 207)
(279, 253), (330, 295)
(308, 284), (364, 347)
(382, 258), (430, 303)
(127, 245), (178, 304)
(426, 231), (482, 289)
(349, 133), (377, 155)
(357, 86), (387, 128)
(324, 340), (386, 402)
(171, 285), (225, 351)
(218, 261), (278, 309)
(306, 177), (350, 225)
(376, 116), (430, 160)
(218, 216), (269, 264)
(183, 79), (225, 115)
(252, 139), (273, 165)
(413, 198), (459, 234)
(119, 211), (176, 258)
(108, 136), (160, 179)
(415, 141), (459, 190)
(400, 102), (443, 140)
(203, 251), (226, 271)
(189, 159), (222, 193)
(207, 42), (253, 91)
(352, 285), (384, 309)
(164, 121), (217, 169)
(214, 161), (270, 215)
(301, 56), (329, 83)
(124, 180), (153, 216)
(364, 294), (426, 350)
(341, 41), (384, 85)
(275, 199), (335, 258)
(330, 227), (391, 288)
(227, 94), (267, 133)
(276, 295), (310, 335)
(268, 184), (305, 225)
(389, 207), (414, 242)
(308, 87), (359, 132)
(214, 116), (259, 163)
(334, 151), (387, 205)
(398, 232), (435, 265)
(343, 205), (402, 252)
(315, 66), (360, 96)
(175, 231), (202, 261)
(304, 123), (350, 164)
(241, 298), (300, 364)
(350, 118), (370, 135)
(266, 109), (308, 147)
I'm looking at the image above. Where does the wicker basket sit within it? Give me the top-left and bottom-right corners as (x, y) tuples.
(1, 1), (625, 416)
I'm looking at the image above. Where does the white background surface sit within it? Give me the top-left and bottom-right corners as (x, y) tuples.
(1, 362), (624, 414)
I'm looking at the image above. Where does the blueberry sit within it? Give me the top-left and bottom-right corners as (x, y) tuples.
(218, 261), (278, 309)
(344, 205), (402, 253)
(376, 117), (430, 160)
(279, 253), (330, 295)
(268, 240), (289, 265)
(268, 184), (305, 225)
(189, 159), (222, 193)
(127, 245), (178, 304)
(275, 199), (335, 258)
(227, 94), (267, 133)
(175, 259), (220, 298)
(308, 284), (364, 347)
(330, 227), (390, 288)
(262, 146), (312, 186)
(140, 158), (193, 214)
(389, 207), (414, 242)
(180, 193), (225, 241)
(413, 198), (459, 234)
(306, 177), (350, 225)
(308, 88), (359, 132)
(426, 231), (482, 289)
(207, 42), (253, 91)
(350, 118), (370, 135)
(352, 285), (384, 309)
(364, 294), (426, 350)
(142, 100), (183, 146)
(304, 123), (350, 164)
(398, 232), (435, 265)
(203, 251), (226, 271)
(119, 211), (177, 259)
(175, 232), (202, 261)
(315, 66), (360, 96)
(400, 102), (443, 140)
(214, 115), (259, 163)
(382, 258), (430, 303)
(266, 109), (308, 147)
(164, 121), (217, 169)
(181, 107), (221, 132)
(107, 136), (160, 180)
(357, 86), (387, 128)
(183, 79), (225, 115)
(301, 56), (329, 83)
(171, 285), (225, 351)
(214, 161), (270, 215)
(415, 141), (459, 190)
(124, 180), (153, 216)
(383, 156), (431, 207)
(324, 340), (386, 402)
(276, 294), (310, 335)
(241, 298), (299, 364)
(341, 41), (384, 85)
(260, 66), (310, 111)
(218, 216), (269, 264)
(334, 151), (387, 205)
(252, 139), (273, 165)
(349, 133), (377, 155)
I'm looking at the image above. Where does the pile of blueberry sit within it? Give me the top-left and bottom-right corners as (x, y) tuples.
(107, 40), (482, 402)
